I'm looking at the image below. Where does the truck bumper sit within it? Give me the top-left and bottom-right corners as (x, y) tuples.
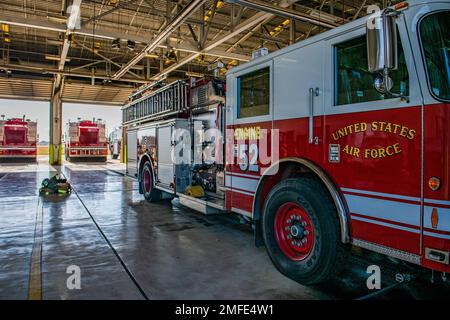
(0, 147), (37, 158)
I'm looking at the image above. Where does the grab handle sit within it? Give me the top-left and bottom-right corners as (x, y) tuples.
(309, 87), (319, 145)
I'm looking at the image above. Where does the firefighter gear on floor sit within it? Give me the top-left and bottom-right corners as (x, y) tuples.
(39, 175), (72, 196)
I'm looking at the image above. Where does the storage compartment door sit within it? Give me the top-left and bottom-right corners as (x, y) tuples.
(126, 130), (138, 177)
(157, 125), (174, 187)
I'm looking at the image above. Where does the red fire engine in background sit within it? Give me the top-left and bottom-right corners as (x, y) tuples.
(123, 0), (449, 285)
(65, 119), (108, 162)
(0, 116), (37, 161)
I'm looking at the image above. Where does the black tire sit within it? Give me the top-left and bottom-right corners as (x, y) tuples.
(262, 177), (348, 285)
(112, 154), (119, 160)
(140, 162), (161, 202)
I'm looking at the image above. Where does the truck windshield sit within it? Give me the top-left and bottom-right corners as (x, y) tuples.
(420, 11), (450, 101)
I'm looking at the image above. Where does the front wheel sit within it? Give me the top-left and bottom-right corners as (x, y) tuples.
(140, 162), (161, 202)
(262, 177), (348, 285)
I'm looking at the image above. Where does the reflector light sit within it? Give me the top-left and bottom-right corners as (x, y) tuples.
(428, 177), (441, 191)
(394, 2), (409, 11)
(431, 208), (438, 229)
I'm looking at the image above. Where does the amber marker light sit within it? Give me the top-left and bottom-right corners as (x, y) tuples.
(394, 2), (409, 11)
(428, 177), (441, 191)
(431, 208), (439, 229)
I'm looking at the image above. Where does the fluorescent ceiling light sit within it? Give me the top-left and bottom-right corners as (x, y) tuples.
(46, 15), (67, 24)
(185, 71), (204, 78)
(310, 10), (341, 23)
(45, 55), (71, 62)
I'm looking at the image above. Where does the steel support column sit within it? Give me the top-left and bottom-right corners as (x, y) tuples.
(49, 91), (63, 165)
(121, 126), (126, 164)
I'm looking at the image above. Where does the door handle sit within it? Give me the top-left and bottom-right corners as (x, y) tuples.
(309, 87), (319, 145)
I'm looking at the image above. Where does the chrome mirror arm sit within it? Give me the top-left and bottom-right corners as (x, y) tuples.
(382, 67), (410, 103)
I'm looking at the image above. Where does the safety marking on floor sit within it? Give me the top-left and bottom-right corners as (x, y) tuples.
(28, 197), (43, 300)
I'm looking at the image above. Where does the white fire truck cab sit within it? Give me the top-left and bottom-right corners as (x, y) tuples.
(123, 0), (450, 285)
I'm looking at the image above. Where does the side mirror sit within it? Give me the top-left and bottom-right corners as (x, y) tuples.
(366, 12), (408, 101)
(367, 13), (398, 73)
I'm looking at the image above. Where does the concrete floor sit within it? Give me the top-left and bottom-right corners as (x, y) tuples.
(0, 156), (449, 300)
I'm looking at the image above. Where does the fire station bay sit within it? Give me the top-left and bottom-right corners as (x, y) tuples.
(0, 0), (449, 303)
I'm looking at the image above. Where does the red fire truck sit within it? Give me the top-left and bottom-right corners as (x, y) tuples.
(123, 0), (450, 285)
(0, 116), (37, 161)
(65, 119), (108, 162)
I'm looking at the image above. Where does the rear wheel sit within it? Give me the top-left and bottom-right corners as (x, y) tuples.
(262, 177), (348, 285)
(140, 162), (161, 202)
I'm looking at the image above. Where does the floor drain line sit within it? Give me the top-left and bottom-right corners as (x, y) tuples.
(28, 197), (43, 300)
(61, 171), (150, 300)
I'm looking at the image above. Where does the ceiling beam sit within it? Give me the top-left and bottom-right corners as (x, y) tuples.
(59, 0), (83, 71)
(0, 13), (250, 62)
(149, 0), (299, 81)
(0, 63), (147, 84)
(74, 40), (143, 79)
(112, 0), (207, 80)
(82, 0), (140, 26)
(227, 0), (339, 29)
(200, 0), (220, 48)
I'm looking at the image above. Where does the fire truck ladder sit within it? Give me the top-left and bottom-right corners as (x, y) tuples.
(122, 80), (189, 125)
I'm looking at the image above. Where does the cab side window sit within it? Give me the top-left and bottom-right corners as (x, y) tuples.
(237, 67), (270, 118)
(334, 34), (409, 106)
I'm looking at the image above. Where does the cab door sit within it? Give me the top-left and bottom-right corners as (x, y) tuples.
(414, 6), (450, 271)
(226, 60), (273, 217)
(323, 20), (424, 256)
(272, 40), (325, 165)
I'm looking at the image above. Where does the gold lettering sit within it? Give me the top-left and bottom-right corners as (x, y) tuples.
(371, 121), (378, 131)
(361, 122), (368, 132)
(393, 124), (401, 134)
(399, 126), (408, 138)
(370, 149), (379, 158)
(385, 122), (392, 133)
(407, 129), (416, 140)
(386, 145), (394, 156)
(332, 132), (340, 141)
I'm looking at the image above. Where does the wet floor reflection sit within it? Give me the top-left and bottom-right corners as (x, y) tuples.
(0, 158), (449, 299)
